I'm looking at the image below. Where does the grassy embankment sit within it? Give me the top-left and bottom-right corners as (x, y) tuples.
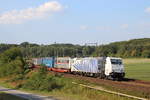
(124, 58), (150, 81)
(0, 72), (135, 100)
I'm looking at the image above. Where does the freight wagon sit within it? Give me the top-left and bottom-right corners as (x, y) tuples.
(52, 57), (72, 73)
(55, 57), (71, 69)
(32, 57), (54, 68)
(42, 57), (54, 68)
(32, 58), (43, 65)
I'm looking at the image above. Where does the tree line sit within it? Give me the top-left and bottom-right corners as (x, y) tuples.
(0, 38), (150, 58)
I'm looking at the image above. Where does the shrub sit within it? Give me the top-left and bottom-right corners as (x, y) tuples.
(23, 68), (62, 91)
(0, 58), (25, 77)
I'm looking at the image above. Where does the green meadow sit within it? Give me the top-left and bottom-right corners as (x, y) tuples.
(124, 58), (150, 81)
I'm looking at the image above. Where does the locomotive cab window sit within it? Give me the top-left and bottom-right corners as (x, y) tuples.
(111, 59), (122, 65)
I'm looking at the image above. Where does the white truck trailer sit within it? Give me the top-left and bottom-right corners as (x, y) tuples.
(71, 57), (125, 80)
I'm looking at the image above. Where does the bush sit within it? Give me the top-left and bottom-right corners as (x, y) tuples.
(23, 68), (62, 91)
(0, 58), (25, 77)
(10, 74), (25, 82)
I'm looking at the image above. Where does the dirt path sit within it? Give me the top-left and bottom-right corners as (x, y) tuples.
(0, 86), (58, 100)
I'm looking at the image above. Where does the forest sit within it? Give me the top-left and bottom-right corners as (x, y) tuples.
(0, 38), (150, 58)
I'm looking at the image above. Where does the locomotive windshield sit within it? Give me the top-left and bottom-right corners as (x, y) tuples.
(111, 59), (122, 65)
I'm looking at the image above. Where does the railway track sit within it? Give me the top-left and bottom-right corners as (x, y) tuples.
(49, 71), (150, 88)
(63, 72), (150, 87)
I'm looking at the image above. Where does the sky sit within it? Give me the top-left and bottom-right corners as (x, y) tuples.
(0, 0), (150, 45)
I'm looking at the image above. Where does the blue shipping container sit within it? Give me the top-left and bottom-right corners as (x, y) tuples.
(42, 57), (54, 68)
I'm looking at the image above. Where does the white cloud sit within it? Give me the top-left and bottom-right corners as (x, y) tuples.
(0, 1), (63, 24)
(121, 24), (129, 29)
(80, 25), (89, 30)
(145, 7), (150, 13)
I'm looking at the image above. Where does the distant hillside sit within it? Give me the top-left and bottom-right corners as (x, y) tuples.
(0, 38), (150, 58)
(97, 38), (150, 58)
(110, 38), (150, 46)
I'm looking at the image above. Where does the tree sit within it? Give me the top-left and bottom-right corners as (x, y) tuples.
(142, 50), (150, 58)
(0, 47), (25, 77)
(20, 42), (30, 48)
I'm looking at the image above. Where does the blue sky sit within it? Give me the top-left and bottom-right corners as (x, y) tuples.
(0, 0), (150, 45)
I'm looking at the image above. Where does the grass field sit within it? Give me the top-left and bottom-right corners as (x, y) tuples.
(0, 92), (27, 100)
(123, 58), (150, 81)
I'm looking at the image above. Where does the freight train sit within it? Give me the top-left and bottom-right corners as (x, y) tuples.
(32, 57), (125, 80)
